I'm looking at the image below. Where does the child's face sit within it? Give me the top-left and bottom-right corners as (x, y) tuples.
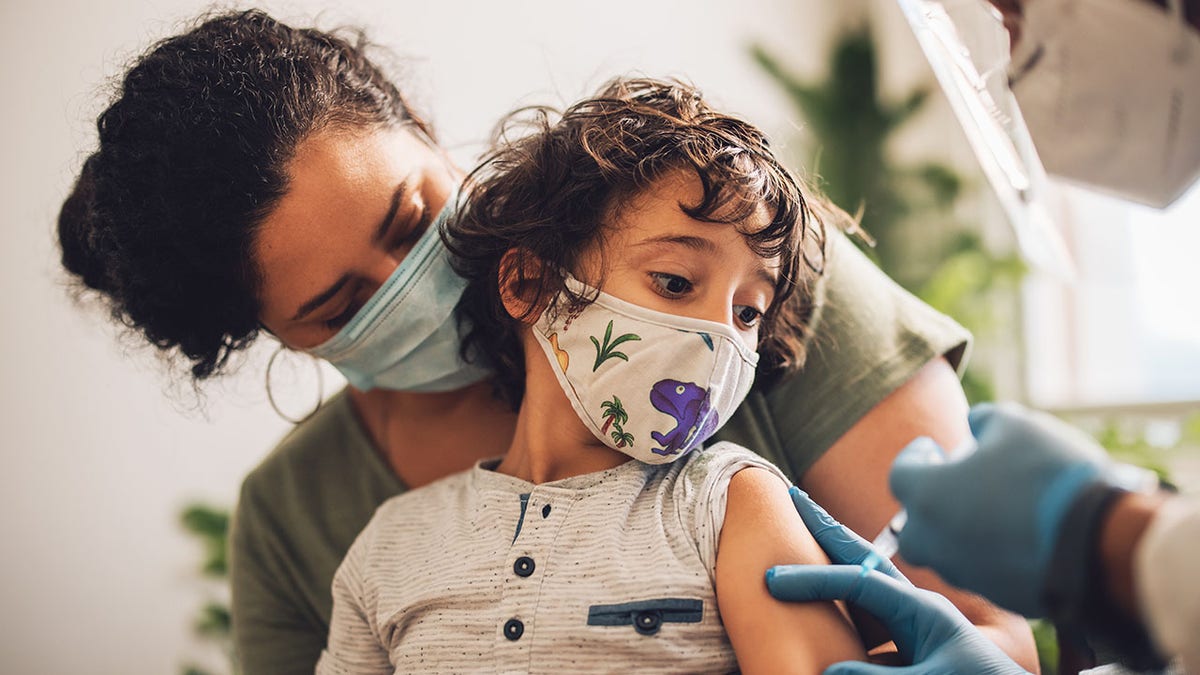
(576, 171), (781, 351)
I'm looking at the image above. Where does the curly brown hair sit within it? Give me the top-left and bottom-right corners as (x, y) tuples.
(57, 10), (429, 379)
(446, 77), (845, 409)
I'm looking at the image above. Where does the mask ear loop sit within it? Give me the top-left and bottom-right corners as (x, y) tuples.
(266, 344), (325, 425)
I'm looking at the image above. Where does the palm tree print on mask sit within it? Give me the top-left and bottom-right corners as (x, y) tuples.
(590, 320), (641, 371)
(611, 428), (635, 449)
(600, 396), (628, 435)
(599, 396), (635, 448)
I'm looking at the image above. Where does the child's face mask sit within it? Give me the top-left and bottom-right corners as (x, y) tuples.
(532, 275), (759, 464)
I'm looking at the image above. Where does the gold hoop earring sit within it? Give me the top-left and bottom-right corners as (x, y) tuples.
(265, 344), (325, 425)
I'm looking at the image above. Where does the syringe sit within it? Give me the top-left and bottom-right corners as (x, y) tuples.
(860, 510), (907, 574)
(859, 437), (974, 575)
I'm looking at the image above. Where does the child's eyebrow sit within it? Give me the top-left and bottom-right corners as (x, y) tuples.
(635, 234), (718, 254)
(635, 234), (779, 285)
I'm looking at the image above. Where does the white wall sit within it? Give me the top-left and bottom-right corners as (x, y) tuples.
(0, 1), (974, 672)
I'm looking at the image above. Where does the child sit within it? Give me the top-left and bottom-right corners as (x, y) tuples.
(316, 77), (866, 674)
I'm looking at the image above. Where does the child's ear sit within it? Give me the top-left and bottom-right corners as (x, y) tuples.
(498, 248), (552, 324)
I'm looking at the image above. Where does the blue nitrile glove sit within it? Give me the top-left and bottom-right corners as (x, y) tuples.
(767, 488), (1028, 675)
(890, 402), (1113, 617)
(767, 565), (1029, 675)
(783, 486), (905, 579)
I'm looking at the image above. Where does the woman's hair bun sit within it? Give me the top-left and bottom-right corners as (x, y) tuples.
(58, 154), (115, 295)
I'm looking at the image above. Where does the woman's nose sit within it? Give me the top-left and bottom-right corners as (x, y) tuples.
(362, 252), (404, 293)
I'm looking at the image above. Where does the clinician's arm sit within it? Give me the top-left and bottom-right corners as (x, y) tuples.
(891, 403), (1194, 669)
(800, 360), (1039, 672)
(716, 468), (867, 674)
(1128, 496), (1200, 672)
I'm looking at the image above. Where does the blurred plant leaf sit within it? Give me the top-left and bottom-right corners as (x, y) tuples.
(1091, 422), (1175, 483)
(179, 503), (234, 674)
(195, 602), (232, 637)
(753, 22), (1026, 406)
(1030, 620), (1060, 675)
(1181, 412), (1200, 445)
(181, 504), (228, 577)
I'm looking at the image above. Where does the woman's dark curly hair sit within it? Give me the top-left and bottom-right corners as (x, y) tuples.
(57, 9), (429, 379)
(446, 77), (843, 409)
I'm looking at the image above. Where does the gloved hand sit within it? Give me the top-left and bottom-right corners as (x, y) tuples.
(782, 485), (906, 580)
(767, 488), (1029, 674)
(890, 402), (1113, 617)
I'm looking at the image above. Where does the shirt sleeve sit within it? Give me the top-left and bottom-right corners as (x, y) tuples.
(1134, 497), (1200, 672)
(317, 536), (393, 675)
(764, 232), (972, 478)
(677, 442), (792, 580)
(230, 478), (329, 675)
(230, 392), (405, 675)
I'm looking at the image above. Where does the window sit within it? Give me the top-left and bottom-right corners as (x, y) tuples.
(1022, 180), (1200, 411)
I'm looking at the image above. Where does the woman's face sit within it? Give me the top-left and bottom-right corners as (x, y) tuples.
(255, 125), (460, 350)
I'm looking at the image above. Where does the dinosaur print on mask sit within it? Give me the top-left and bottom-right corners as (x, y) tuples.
(649, 379), (717, 456)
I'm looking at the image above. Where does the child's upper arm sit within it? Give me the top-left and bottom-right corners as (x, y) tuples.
(715, 466), (867, 675)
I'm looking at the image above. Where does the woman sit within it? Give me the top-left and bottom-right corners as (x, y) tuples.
(57, 10), (1037, 674)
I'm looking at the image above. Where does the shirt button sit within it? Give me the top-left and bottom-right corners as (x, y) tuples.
(503, 618), (524, 641)
(513, 556), (536, 578)
(634, 610), (662, 636)
(541, 503), (552, 518)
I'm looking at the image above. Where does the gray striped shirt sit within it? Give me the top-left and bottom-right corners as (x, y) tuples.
(316, 441), (787, 674)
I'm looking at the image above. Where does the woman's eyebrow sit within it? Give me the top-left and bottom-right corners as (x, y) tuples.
(290, 180), (415, 323)
(291, 274), (351, 322)
(372, 179), (415, 243)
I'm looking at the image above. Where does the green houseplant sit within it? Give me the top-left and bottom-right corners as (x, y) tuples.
(180, 504), (234, 675)
(751, 24), (1023, 404)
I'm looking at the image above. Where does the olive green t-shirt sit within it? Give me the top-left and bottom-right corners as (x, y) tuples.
(229, 234), (970, 675)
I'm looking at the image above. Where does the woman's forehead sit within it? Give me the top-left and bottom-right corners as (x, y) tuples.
(252, 127), (440, 309)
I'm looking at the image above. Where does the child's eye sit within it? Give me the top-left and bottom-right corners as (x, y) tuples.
(734, 305), (763, 328)
(649, 272), (693, 298)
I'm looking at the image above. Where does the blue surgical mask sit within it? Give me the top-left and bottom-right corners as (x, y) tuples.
(308, 198), (490, 392)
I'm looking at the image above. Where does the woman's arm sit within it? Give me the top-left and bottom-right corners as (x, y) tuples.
(801, 358), (1039, 672)
(716, 467), (868, 674)
(230, 486), (330, 675)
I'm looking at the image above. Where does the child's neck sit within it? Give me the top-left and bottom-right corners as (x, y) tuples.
(494, 336), (631, 484)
